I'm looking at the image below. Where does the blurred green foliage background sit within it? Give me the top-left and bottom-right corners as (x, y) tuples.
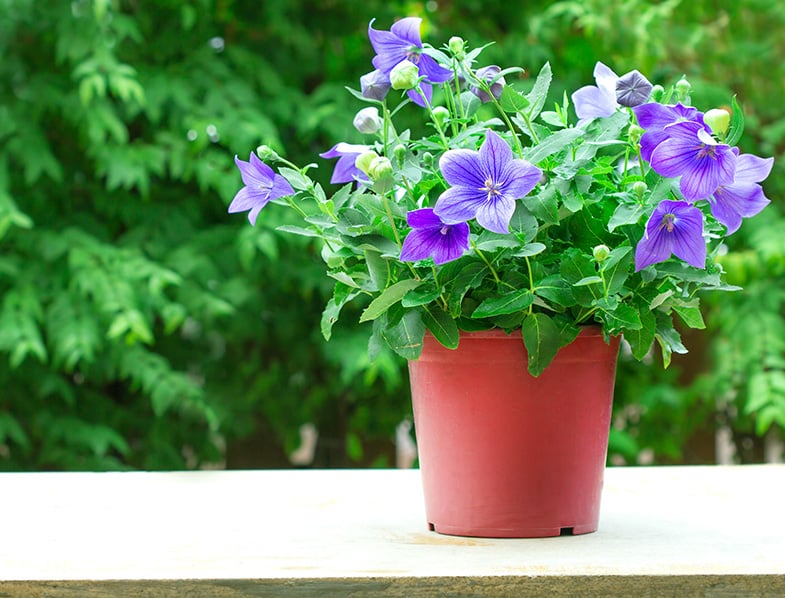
(1, 0), (783, 470)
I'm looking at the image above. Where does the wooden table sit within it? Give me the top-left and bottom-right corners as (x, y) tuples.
(1, 466), (783, 596)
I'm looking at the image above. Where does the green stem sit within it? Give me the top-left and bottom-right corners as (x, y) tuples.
(471, 242), (501, 283)
(487, 93), (526, 156)
(524, 256), (535, 315)
(415, 85), (450, 150)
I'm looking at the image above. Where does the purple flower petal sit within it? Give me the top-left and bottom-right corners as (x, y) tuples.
(572, 85), (618, 120)
(634, 103), (706, 161)
(229, 153), (294, 226)
(319, 143), (369, 184)
(368, 18), (451, 86)
(407, 82), (433, 108)
(649, 122), (736, 201)
(433, 185), (485, 223)
(439, 149), (484, 188)
(709, 183), (768, 234)
(734, 153), (774, 183)
(434, 130), (542, 234)
(400, 208), (470, 265)
(635, 200), (705, 270)
(475, 195), (516, 234)
(572, 62), (619, 121)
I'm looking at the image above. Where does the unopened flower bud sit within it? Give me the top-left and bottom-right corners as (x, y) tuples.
(256, 145), (280, 162)
(593, 244), (611, 262)
(353, 107), (382, 134)
(704, 108), (731, 136)
(632, 181), (648, 199)
(448, 36), (465, 58)
(390, 60), (420, 91)
(368, 156), (393, 180)
(393, 143), (407, 165)
(675, 77), (691, 100)
(627, 124), (644, 143)
(432, 106), (449, 128)
(615, 70), (653, 107)
(649, 84), (665, 102)
(355, 150), (379, 176)
(360, 69), (391, 101)
(422, 152), (434, 168)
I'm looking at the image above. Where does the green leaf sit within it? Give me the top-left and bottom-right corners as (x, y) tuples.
(382, 309), (425, 360)
(574, 275), (603, 286)
(364, 249), (388, 292)
(402, 287), (442, 308)
(523, 127), (583, 164)
(499, 85), (530, 113)
(423, 306), (460, 349)
(534, 275), (575, 309)
(600, 302), (642, 334)
(609, 203), (646, 232)
(673, 301), (706, 330)
(625, 307), (657, 361)
(359, 279), (422, 323)
(725, 96), (745, 147)
(525, 62), (552, 121)
(522, 312), (561, 377)
(513, 242), (546, 257)
(276, 224), (321, 238)
(447, 262), (487, 317)
(472, 288), (534, 318)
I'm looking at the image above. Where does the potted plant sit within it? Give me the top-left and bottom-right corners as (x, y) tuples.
(227, 17), (773, 537)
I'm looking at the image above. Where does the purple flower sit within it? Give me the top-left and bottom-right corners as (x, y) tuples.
(635, 200), (706, 271)
(400, 208), (470, 265)
(360, 69), (391, 101)
(649, 121), (736, 201)
(615, 70), (652, 107)
(470, 65), (506, 103)
(433, 130), (542, 234)
(572, 62), (619, 122)
(368, 17), (453, 108)
(633, 102), (704, 161)
(319, 143), (369, 185)
(229, 152), (294, 226)
(709, 152), (773, 234)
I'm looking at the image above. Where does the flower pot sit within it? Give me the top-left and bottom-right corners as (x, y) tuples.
(408, 326), (620, 538)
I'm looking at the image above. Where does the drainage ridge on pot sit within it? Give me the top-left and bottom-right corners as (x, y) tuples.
(408, 326), (621, 538)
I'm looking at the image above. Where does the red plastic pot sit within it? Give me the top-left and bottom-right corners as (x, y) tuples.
(408, 326), (620, 538)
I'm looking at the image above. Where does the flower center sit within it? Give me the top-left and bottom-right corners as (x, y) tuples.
(439, 225), (450, 235)
(483, 178), (502, 201)
(660, 213), (677, 233)
(696, 144), (718, 160)
(406, 47), (421, 64)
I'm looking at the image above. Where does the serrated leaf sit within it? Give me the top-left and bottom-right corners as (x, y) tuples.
(499, 85), (530, 113)
(523, 127), (583, 164)
(359, 279), (422, 323)
(525, 62), (552, 121)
